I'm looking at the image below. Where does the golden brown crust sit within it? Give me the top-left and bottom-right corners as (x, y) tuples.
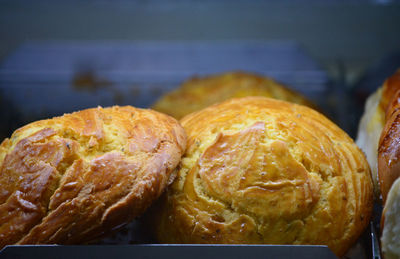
(0, 106), (186, 247)
(380, 71), (400, 117)
(378, 70), (400, 202)
(153, 97), (373, 257)
(152, 72), (315, 119)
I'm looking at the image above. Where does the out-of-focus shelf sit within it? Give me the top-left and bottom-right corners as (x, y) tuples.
(0, 40), (330, 138)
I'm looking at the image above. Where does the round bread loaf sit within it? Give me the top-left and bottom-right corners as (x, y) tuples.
(152, 72), (314, 119)
(381, 177), (400, 259)
(0, 106), (186, 248)
(153, 97), (373, 256)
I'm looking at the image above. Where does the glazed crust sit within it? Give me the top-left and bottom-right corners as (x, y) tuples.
(0, 106), (186, 248)
(154, 97), (373, 257)
(152, 72), (314, 119)
(378, 70), (400, 202)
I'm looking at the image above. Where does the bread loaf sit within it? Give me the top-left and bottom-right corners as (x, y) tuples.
(152, 72), (314, 119)
(153, 97), (373, 257)
(0, 106), (186, 248)
(355, 70), (400, 258)
(381, 177), (400, 259)
(356, 69), (400, 202)
(378, 70), (400, 202)
(356, 87), (384, 198)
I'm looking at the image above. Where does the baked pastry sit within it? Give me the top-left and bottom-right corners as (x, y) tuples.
(153, 97), (373, 256)
(356, 87), (384, 198)
(152, 72), (314, 119)
(356, 70), (400, 258)
(0, 106), (186, 248)
(356, 69), (400, 202)
(378, 70), (400, 202)
(381, 177), (400, 259)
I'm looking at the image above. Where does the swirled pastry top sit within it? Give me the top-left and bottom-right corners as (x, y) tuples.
(152, 72), (314, 119)
(154, 97), (373, 257)
(0, 106), (186, 248)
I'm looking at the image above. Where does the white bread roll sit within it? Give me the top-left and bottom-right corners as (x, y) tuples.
(356, 87), (385, 198)
(381, 177), (400, 259)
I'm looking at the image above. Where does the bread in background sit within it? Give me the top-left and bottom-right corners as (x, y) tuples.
(152, 72), (314, 119)
(0, 106), (186, 248)
(153, 97), (373, 257)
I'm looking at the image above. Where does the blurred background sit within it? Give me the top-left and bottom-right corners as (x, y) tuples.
(1, 0), (400, 139)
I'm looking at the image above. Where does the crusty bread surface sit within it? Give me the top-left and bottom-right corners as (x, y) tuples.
(0, 106), (186, 248)
(152, 72), (314, 119)
(378, 70), (400, 202)
(153, 97), (373, 257)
